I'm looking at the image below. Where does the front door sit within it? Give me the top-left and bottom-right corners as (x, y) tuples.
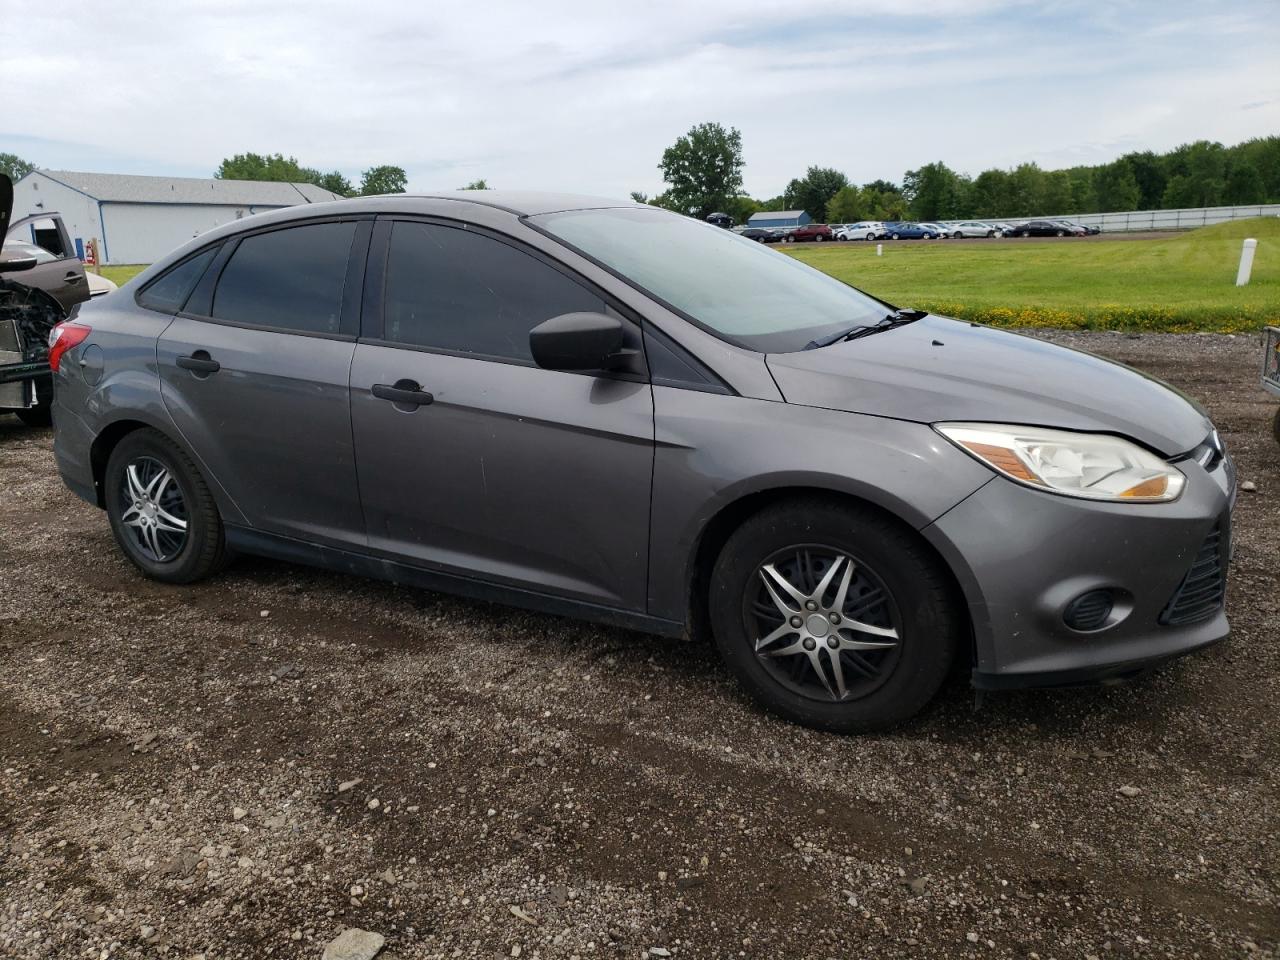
(156, 219), (368, 548)
(350, 219), (654, 611)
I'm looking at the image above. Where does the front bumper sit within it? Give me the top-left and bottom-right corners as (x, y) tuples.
(923, 450), (1235, 688)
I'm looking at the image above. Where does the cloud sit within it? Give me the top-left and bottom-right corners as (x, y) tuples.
(2, 0), (1277, 198)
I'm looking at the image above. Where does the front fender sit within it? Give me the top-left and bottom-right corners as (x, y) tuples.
(646, 386), (993, 623)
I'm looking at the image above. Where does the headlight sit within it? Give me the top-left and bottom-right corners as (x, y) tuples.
(936, 423), (1185, 502)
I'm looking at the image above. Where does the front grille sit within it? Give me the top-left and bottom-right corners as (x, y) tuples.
(1160, 520), (1228, 626)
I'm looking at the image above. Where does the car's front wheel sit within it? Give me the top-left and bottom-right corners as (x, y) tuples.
(709, 500), (959, 733)
(105, 428), (229, 583)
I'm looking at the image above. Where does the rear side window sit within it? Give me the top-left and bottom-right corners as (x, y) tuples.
(212, 222), (355, 335)
(383, 221), (605, 362)
(138, 247), (218, 314)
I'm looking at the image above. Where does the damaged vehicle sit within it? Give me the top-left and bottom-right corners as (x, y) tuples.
(1, 174), (92, 425)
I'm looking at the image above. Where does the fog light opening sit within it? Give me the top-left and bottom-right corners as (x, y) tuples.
(1063, 589), (1115, 632)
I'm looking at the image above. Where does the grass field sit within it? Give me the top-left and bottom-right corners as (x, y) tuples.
(99, 264), (147, 286)
(784, 218), (1280, 332)
(96, 218), (1279, 333)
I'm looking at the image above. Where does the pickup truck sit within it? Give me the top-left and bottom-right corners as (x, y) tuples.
(1, 174), (91, 426)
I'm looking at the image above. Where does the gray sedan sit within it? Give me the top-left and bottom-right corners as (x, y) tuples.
(48, 193), (1234, 732)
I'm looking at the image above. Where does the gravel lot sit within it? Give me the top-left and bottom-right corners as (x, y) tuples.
(1, 332), (1276, 960)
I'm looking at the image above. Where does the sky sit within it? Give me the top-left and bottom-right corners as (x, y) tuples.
(3, 0), (1278, 200)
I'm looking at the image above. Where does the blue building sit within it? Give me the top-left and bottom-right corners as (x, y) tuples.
(747, 210), (811, 229)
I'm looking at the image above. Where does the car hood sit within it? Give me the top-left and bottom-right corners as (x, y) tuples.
(765, 315), (1211, 456)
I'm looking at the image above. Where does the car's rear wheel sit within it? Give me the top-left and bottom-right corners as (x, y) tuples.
(891, 233), (900, 240)
(1056, 230), (1065, 237)
(953, 231), (963, 239)
(709, 500), (959, 732)
(815, 234), (824, 242)
(105, 429), (228, 583)
(986, 230), (995, 238)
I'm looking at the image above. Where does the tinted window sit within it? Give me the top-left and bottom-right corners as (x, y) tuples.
(138, 247), (218, 314)
(212, 222), (355, 334)
(535, 207), (888, 353)
(384, 221), (605, 362)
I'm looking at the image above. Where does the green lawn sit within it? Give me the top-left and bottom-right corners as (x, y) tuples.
(784, 218), (1280, 332)
(99, 264), (147, 286)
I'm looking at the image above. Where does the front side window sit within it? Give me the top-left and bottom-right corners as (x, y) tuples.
(211, 221), (355, 334)
(138, 246), (218, 314)
(383, 221), (606, 362)
(534, 207), (889, 353)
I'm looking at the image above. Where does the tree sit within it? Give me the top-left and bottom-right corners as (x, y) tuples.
(461, 179), (489, 190)
(824, 185), (864, 224)
(0, 152), (35, 182)
(215, 153), (352, 196)
(1094, 160), (1141, 211)
(217, 152), (310, 182)
(722, 194), (763, 225)
(1040, 170), (1074, 215)
(1119, 151), (1166, 210)
(902, 162), (971, 220)
(1224, 161), (1265, 204)
(360, 165), (408, 195)
(313, 171), (354, 197)
(658, 122), (745, 220)
(783, 166), (849, 222)
(629, 191), (649, 204)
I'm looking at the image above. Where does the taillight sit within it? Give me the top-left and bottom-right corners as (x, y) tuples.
(47, 322), (91, 373)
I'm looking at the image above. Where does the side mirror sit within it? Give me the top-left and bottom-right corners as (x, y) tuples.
(0, 256), (38, 274)
(529, 312), (626, 372)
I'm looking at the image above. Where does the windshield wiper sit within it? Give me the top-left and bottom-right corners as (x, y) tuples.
(803, 309), (927, 349)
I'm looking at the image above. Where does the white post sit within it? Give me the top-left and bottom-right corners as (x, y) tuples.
(1236, 238), (1257, 286)
(876, 243), (883, 257)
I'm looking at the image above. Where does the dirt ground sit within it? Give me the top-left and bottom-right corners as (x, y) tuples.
(1, 332), (1276, 960)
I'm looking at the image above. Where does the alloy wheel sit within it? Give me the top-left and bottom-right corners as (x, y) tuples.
(119, 456), (189, 562)
(744, 546), (903, 702)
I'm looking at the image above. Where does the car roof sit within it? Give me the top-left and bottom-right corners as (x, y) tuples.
(363, 190), (637, 216)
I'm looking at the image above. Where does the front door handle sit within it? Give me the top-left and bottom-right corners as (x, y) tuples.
(177, 352), (220, 374)
(372, 379), (434, 409)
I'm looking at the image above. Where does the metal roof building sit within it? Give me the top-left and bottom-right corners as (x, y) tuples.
(10, 170), (345, 265)
(747, 210), (812, 229)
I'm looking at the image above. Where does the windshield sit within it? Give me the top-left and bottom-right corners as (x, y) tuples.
(532, 206), (890, 353)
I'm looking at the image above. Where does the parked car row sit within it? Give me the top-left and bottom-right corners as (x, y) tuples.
(739, 218), (1102, 243)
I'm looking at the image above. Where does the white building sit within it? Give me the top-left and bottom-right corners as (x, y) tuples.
(10, 170), (345, 265)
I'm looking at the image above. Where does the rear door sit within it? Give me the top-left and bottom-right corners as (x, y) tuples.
(156, 217), (371, 548)
(5, 214), (88, 313)
(349, 218), (654, 610)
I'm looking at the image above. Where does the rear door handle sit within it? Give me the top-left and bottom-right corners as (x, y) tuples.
(64, 273), (83, 283)
(177, 352), (220, 374)
(372, 379), (434, 408)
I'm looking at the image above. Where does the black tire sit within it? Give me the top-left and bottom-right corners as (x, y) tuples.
(986, 230), (995, 238)
(1272, 407), (1280, 446)
(953, 231), (963, 239)
(15, 405), (52, 427)
(1056, 230), (1065, 237)
(891, 233), (900, 240)
(104, 428), (228, 583)
(708, 499), (960, 733)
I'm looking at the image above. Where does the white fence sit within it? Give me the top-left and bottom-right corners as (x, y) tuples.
(1039, 203), (1280, 233)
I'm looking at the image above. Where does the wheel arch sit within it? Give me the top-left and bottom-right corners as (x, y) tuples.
(89, 415), (247, 525)
(683, 485), (974, 665)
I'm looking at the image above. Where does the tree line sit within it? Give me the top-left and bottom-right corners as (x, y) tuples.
(0, 151), (410, 197)
(639, 125), (1280, 224)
